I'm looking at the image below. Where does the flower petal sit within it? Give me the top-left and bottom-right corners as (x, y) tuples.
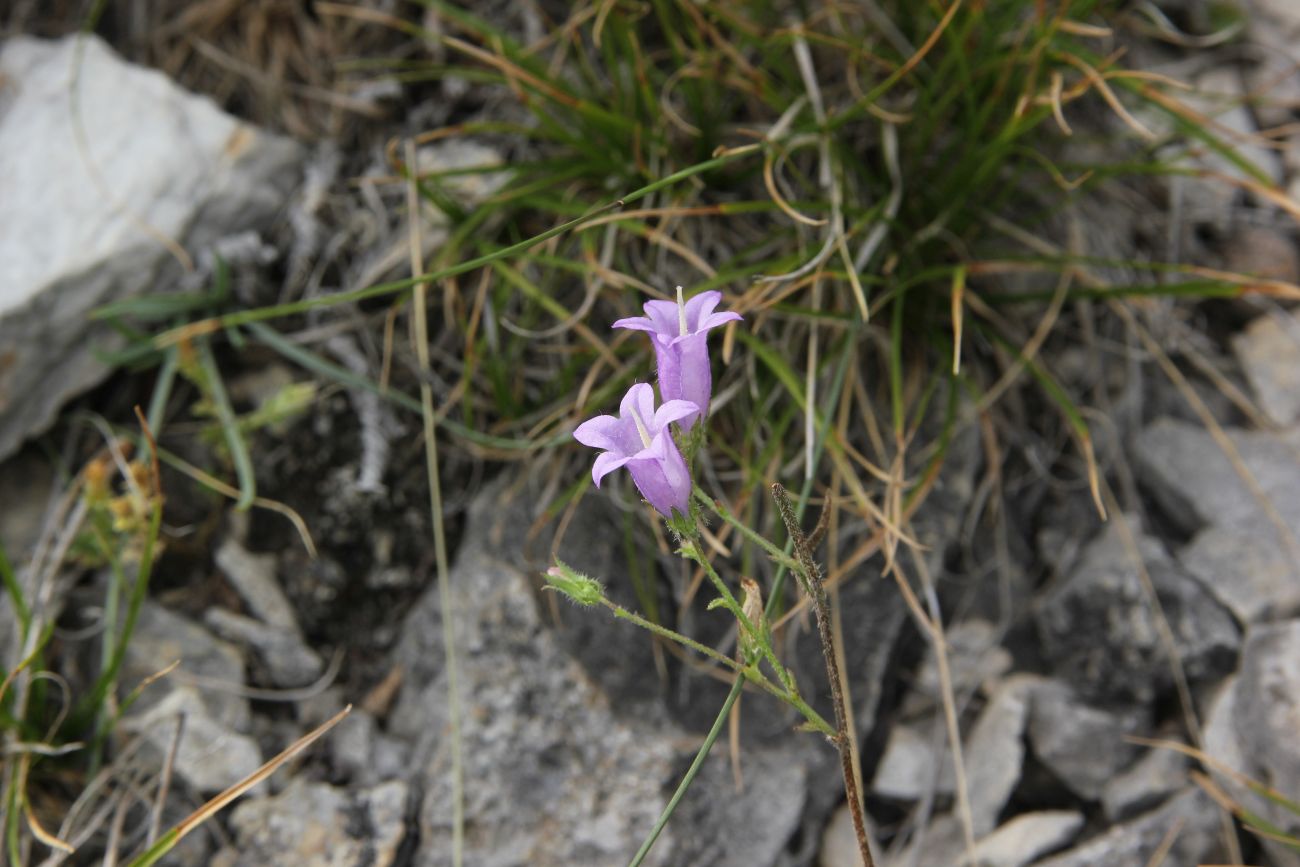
(628, 383), (658, 436)
(573, 415), (626, 452)
(700, 310), (743, 332)
(683, 290), (722, 331)
(619, 383), (655, 425)
(642, 299), (681, 335)
(611, 315), (658, 333)
(591, 452), (631, 487)
(653, 399), (699, 430)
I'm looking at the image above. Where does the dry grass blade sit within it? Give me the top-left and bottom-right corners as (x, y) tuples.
(26, 797), (75, 854)
(1060, 51), (1157, 140)
(150, 448), (317, 557)
(1141, 816), (1185, 867)
(163, 705), (352, 847)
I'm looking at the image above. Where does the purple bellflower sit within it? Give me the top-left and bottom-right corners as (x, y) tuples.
(573, 383), (697, 518)
(613, 287), (742, 430)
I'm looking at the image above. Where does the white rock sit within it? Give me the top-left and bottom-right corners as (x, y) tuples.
(214, 537), (301, 634)
(216, 779), (408, 867)
(818, 803), (882, 867)
(1180, 521), (1300, 623)
(119, 602), (262, 792)
(1231, 309), (1300, 427)
(874, 677), (1034, 837)
(970, 811), (1084, 867)
(1201, 624), (1300, 867)
(118, 686), (262, 794)
(0, 34), (301, 459)
(1136, 417), (1300, 533)
(961, 676), (1035, 836)
(1035, 789), (1218, 867)
(873, 721), (949, 800)
(1102, 743), (1191, 822)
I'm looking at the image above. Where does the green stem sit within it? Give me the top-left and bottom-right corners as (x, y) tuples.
(627, 338), (854, 865)
(604, 600), (834, 735)
(693, 486), (796, 566)
(685, 543), (797, 698)
(605, 600), (742, 672)
(626, 677), (742, 867)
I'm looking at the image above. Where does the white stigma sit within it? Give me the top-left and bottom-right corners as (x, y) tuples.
(676, 285), (688, 337)
(630, 408), (653, 449)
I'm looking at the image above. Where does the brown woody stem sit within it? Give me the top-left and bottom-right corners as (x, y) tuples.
(772, 483), (876, 867)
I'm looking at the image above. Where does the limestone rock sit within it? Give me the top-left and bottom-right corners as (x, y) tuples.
(1203, 621), (1300, 866)
(873, 721), (949, 801)
(1180, 521), (1300, 623)
(119, 602), (261, 792)
(213, 779), (408, 867)
(962, 677), (1034, 836)
(1027, 681), (1143, 801)
(389, 484), (810, 866)
(0, 34), (301, 459)
(1136, 417), (1300, 533)
(1035, 789), (1218, 867)
(1035, 516), (1240, 706)
(1102, 743), (1192, 823)
(969, 811), (1084, 867)
(1231, 308), (1300, 427)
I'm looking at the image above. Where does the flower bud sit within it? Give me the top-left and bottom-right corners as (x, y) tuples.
(544, 560), (605, 607)
(739, 576), (765, 664)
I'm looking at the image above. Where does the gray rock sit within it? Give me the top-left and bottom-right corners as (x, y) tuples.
(1027, 681), (1142, 801)
(1204, 667), (1300, 867)
(1152, 64), (1282, 234)
(873, 721), (949, 801)
(1231, 309), (1300, 427)
(963, 676), (1034, 836)
(203, 607), (323, 687)
(671, 745), (810, 867)
(819, 803), (882, 867)
(119, 602), (261, 792)
(882, 810), (1083, 867)
(123, 601), (250, 730)
(1035, 516), (1240, 705)
(118, 687), (263, 794)
(969, 810), (1084, 867)
(875, 677), (1032, 836)
(911, 619), (1012, 708)
(1250, 0), (1300, 42)
(1102, 743), (1191, 823)
(1180, 521), (1300, 623)
(1135, 417), (1300, 533)
(389, 484), (811, 866)
(213, 537), (301, 635)
(213, 779), (408, 867)
(1034, 788), (1219, 867)
(0, 34), (301, 460)
(884, 813), (965, 867)
(1222, 226), (1300, 288)
(1234, 621), (1300, 857)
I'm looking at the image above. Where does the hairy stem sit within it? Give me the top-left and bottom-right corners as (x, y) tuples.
(603, 600), (834, 736)
(772, 483), (876, 867)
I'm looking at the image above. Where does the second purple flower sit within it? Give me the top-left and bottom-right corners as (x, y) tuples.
(572, 383), (697, 518)
(613, 288), (742, 430)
